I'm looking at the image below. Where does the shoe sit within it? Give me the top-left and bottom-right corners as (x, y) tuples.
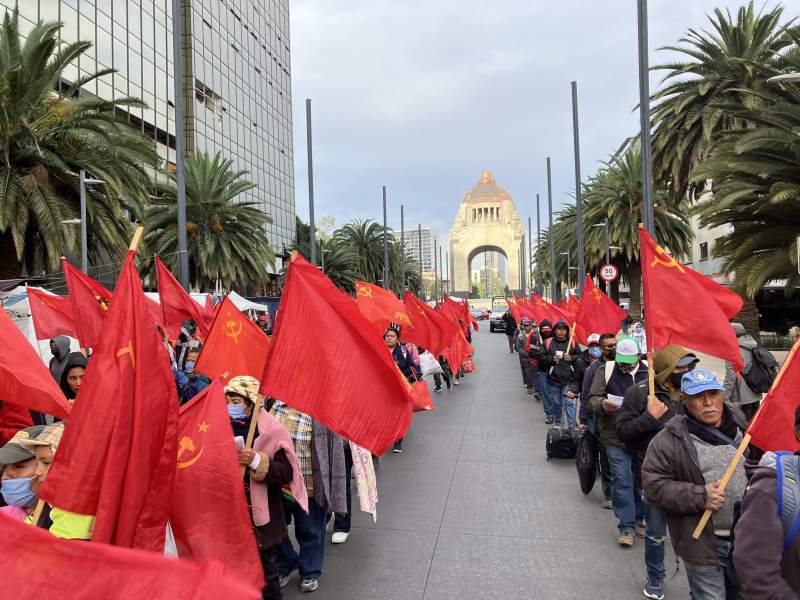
(643, 577), (665, 600)
(300, 578), (319, 593)
(534, 393), (542, 402)
(635, 521), (646, 538)
(454, 379), (460, 385)
(279, 574), (292, 588)
(434, 387), (442, 393)
(331, 531), (350, 544)
(392, 442), (403, 454)
(617, 532), (635, 547)
(526, 388), (535, 395)
(446, 381), (452, 390)
(601, 499), (613, 510)
(545, 417), (554, 425)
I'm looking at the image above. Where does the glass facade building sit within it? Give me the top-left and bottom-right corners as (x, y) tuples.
(12, 0), (295, 269)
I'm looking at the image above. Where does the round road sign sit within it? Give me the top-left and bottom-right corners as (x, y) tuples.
(599, 264), (619, 282)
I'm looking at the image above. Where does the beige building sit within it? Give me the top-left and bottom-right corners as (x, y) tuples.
(449, 172), (526, 295)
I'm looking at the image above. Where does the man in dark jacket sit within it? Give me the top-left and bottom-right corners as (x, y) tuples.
(514, 318), (536, 394)
(588, 337), (648, 547)
(538, 320), (580, 427)
(733, 407), (800, 599)
(642, 369), (748, 600)
(502, 311), (517, 353)
(616, 345), (699, 600)
(48, 336), (71, 384)
(530, 320), (553, 421)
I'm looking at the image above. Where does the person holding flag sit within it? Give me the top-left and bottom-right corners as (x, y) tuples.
(385, 323), (418, 454)
(538, 320), (580, 427)
(0, 426), (45, 522)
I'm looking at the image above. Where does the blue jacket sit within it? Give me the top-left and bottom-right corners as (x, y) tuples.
(392, 345), (419, 383)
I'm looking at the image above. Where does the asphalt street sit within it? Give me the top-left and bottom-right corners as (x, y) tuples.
(283, 326), (692, 600)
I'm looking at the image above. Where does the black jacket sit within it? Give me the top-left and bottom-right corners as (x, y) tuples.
(616, 381), (683, 488)
(502, 312), (516, 334)
(537, 321), (580, 386)
(587, 361), (648, 448)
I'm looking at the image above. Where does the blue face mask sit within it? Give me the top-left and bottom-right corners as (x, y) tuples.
(184, 361), (196, 372)
(589, 347), (603, 359)
(227, 404), (247, 420)
(1, 476), (38, 508)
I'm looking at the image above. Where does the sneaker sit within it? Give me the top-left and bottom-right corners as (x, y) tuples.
(331, 531), (350, 544)
(643, 577), (665, 600)
(454, 379), (460, 386)
(545, 417), (554, 425)
(534, 393), (542, 402)
(617, 532), (635, 547)
(279, 574), (292, 588)
(392, 442), (403, 454)
(635, 521), (646, 538)
(300, 578), (319, 593)
(434, 387), (442, 393)
(601, 499), (613, 510)
(526, 388), (535, 395)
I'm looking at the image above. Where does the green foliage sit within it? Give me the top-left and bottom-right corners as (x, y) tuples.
(145, 151), (275, 289)
(0, 9), (159, 275)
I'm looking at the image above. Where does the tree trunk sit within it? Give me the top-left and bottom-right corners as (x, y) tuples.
(0, 231), (22, 280)
(627, 261), (643, 321)
(734, 292), (761, 342)
(610, 277), (620, 303)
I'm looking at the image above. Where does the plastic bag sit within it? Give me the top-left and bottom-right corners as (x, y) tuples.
(419, 351), (443, 378)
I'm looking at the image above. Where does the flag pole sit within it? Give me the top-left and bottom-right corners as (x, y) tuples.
(128, 226), (144, 253)
(241, 396), (264, 477)
(692, 336), (800, 539)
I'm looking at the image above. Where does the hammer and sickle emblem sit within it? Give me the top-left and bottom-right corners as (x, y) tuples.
(116, 341), (135, 369)
(591, 288), (602, 303)
(650, 244), (686, 273)
(357, 285), (373, 298)
(177, 431), (205, 469)
(224, 320), (243, 343)
(395, 311), (412, 325)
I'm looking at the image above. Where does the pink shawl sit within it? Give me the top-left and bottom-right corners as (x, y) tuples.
(250, 409), (309, 526)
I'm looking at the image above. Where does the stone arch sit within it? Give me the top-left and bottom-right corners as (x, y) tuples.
(467, 245), (509, 296)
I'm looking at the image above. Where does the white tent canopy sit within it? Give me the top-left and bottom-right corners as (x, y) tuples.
(226, 291), (271, 312)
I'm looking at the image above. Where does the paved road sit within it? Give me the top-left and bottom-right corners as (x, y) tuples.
(284, 328), (691, 600)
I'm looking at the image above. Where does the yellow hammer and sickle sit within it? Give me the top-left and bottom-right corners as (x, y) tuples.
(395, 311), (411, 325)
(177, 435), (204, 469)
(224, 320), (243, 344)
(650, 244), (686, 273)
(591, 288), (602, 303)
(357, 285), (373, 298)
(116, 341), (135, 369)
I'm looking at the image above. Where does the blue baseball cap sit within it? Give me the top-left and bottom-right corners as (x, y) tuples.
(681, 369), (724, 396)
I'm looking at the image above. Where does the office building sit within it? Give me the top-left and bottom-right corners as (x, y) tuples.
(13, 1), (295, 269)
(406, 227), (437, 274)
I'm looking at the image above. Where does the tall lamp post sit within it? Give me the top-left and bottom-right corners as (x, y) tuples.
(546, 158), (556, 302)
(571, 81), (586, 295)
(305, 99), (317, 265)
(382, 186), (389, 290)
(637, 0), (655, 234)
(74, 170), (104, 273)
(171, 0), (189, 288)
(536, 192), (541, 295)
(400, 205), (405, 291)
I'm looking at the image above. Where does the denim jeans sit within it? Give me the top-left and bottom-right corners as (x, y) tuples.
(547, 382), (575, 427)
(517, 354), (530, 386)
(536, 372), (551, 417)
(605, 445), (644, 534)
(643, 498), (667, 580)
(334, 446), (353, 533)
(276, 499), (329, 580)
(684, 537), (743, 600)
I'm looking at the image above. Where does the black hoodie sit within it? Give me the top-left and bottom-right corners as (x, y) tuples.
(538, 320), (580, 385)
(59, 352), (88, 400)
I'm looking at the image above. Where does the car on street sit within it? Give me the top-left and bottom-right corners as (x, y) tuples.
(489, 308), (507, 332)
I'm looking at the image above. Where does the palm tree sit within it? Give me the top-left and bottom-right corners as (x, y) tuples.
(651, 2), (794, 200)
(691, 84), (800, 299)
(0, 10), (159, 277)
(535, 147), (692, 319)
(145, 151), (275, 290)
(334, 220), (387, 285)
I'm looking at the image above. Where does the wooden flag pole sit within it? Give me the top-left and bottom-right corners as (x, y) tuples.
(647, 350), (656, 401)
(566, 321), (577, 353)
(27, 499), (45, 526)
(240, 396), (263, 478)
(128, 226), (144, 253)
(692, 337), (800, 539)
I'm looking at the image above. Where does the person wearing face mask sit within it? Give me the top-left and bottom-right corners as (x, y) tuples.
(173, 348), (210, 405)
(538, 320), (581, 427)
(642, 370), (748, 600)
(588, 337), (649, 548)
(58, 352), (88, 408)
(529, 320), (553, 420)
(616, 346), (699, 600)
(48, 336), (71, 384)
(0, 425), (45, 521)
(515, 318), (536, 394)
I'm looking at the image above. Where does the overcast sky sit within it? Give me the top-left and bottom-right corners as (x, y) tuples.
(289, 1), (770, 249)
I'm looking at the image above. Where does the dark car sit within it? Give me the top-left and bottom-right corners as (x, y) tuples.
(488, 309), (507, 332)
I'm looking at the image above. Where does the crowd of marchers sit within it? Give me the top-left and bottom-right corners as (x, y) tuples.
(503, 310), (798, 600)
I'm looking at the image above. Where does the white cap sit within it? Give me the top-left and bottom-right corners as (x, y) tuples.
(587, 333), (601, 345)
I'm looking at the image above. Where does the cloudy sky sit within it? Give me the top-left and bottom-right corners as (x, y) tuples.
(289, 1), (764, 248)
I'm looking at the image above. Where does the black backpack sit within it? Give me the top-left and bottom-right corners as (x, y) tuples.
(741, 347), (779, 393)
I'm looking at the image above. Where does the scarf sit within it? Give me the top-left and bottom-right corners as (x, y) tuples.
(686, 406), (739, 445)
(311, 420), (347, 514)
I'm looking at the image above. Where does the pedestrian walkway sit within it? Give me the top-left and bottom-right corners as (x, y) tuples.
(284, 328), (690, 600)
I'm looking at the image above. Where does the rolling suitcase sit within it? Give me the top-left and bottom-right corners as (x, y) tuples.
(545, 399), (578, 460)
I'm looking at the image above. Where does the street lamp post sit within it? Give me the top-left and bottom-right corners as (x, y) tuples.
(593, 219), (611, 293)
(637, 0), (655, 234)
(306, 99), (317, 265)
(561, 250), (571, 290)
(382, 186), (389, 290)
(547, 158), (556, 303)
(536, 192), (541, 296)
(171, 0), (189, 289)
(417, 224), (423, 288)
(400, 205), (405, 291)
(571, 81), (586, 296)
(77, 170), (103, 273)
(527, 216), (532, 294)
(320, 248), (331, 274)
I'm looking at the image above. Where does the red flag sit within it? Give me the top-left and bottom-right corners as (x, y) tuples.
(403, 292), (459, 356)
(566, 294), (581, 320)
(442, 330), (472, 372)
(0, 513), (260, 599)
(639, 227), (743, 370)
(62, 259), (112, 348)
(156, 257), (212, 336)
(747, 340), (800, 452)
(40, 253), (179, 551)
(574, 275), (627, 344)
(26, 288), (76, 340)
(170, 380), (263, 589)
(355, 280), (415, 335)
(0, 308), (71, 419)
(260, 253), (412, 455)
(195, 296), (271, 383)
(403, 292), (439, 353)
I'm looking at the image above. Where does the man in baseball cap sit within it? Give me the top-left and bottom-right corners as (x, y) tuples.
(0, 425), (45, 520)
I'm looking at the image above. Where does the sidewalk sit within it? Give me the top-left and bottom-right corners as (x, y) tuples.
(283, 329), (691, 600)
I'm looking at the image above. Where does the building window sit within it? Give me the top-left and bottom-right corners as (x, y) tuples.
(699, 242), (708, 261)
(195, 79), (223, 121)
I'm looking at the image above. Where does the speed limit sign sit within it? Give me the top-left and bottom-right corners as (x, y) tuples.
(599, 264), (619, 282)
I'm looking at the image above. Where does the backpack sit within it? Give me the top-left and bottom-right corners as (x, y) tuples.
(741, 347), (779, 393)
(776, 452), (800, 549)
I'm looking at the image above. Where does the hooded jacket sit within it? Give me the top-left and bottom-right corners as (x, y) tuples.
(588, 359), (648, 448)
(723, 322), (762, 406)
(48, 336), (71, 383)
(533, 319), (552, 373)
(537, 320), (580, 385)
(59, 352), (88, 400)
(733, 453), (800, 599)
(616, 345), (691, 486)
